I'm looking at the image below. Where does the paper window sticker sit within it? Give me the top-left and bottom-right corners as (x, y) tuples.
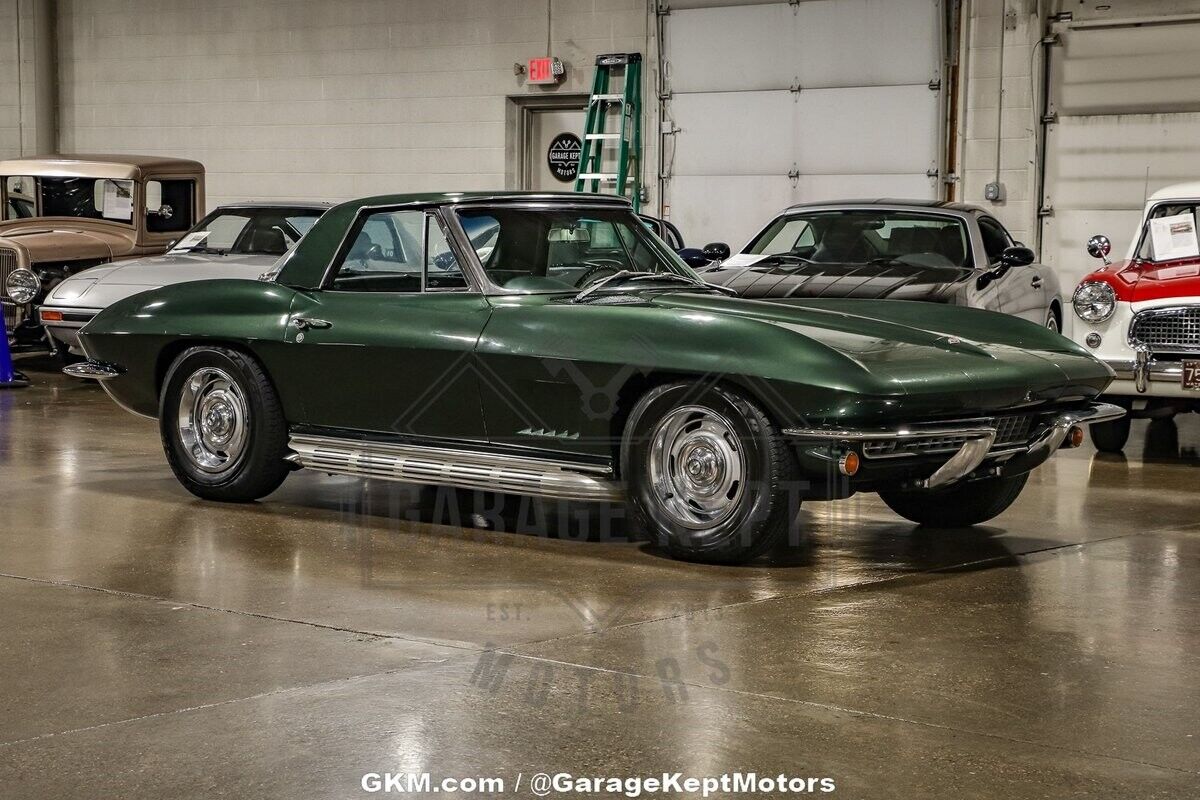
(1149, 212), (1199, 261)
(720, 253), (770, 268)
(170, 231), (211, 253)
(101, 180), (133, 221)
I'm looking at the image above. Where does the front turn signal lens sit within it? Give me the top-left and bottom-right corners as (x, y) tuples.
(39, 310), (63, 322)
(1065, 425), (1085, 448)
(838, 451), (860, 476)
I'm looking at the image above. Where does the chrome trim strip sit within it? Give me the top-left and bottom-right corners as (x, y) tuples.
(287, 433), (623, 502)
(783, 425), (997, 442)
(62, 360), (122, 381)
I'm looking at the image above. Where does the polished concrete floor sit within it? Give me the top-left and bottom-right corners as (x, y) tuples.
(2, 355), (1199, 798)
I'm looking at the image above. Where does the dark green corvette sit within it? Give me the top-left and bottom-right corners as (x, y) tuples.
(68, 192), (1121, 563)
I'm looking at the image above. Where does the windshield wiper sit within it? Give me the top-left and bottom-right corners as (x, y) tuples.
(571, 270), (737, 303)
(179, 245), (229, 255)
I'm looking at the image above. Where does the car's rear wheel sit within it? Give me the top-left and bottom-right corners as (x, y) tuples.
(878, 473), (1029, 528)
(1089, 416), (1131, 453)
(159, 346), (290, 502)
(622, 381), (800, 564)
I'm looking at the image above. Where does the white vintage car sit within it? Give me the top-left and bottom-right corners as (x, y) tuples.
(39, 201), (331, 356)
(1071, 182), (1200, 451)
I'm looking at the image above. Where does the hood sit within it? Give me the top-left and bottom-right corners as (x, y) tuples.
(1087, 257), (1200, 303)
(44, 251), (280, 309)
(705, 255), (972, 302)
(651, 293), (1111, 411)
(0, 219), (135, 263)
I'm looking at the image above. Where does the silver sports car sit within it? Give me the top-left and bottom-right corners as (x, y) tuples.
(40, 201), (331, 355)
(704, 200), (1063, 331)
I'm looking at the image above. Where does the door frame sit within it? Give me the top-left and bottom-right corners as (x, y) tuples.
(505, 94), (589, 190)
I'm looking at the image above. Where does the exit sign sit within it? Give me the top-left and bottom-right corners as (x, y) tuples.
(527, 56), (565, 85)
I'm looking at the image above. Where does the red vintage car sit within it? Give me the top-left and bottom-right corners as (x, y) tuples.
(1072, 182), (1200, 451)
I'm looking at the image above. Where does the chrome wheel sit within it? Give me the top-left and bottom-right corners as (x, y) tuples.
(177, 367), (250, 473)
(1046, 311), (1060, 332)
(647, 405), (745, 529)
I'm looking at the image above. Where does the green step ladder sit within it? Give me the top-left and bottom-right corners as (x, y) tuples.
(574, 53), (643, 211)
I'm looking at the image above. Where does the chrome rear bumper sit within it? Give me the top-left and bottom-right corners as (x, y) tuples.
(62, 360), (122, 381)
(785, 402), (1126, 489)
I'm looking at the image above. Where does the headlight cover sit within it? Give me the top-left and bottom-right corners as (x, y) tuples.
(4, 268), (40, 305)
(1073, 281), (1116, 323)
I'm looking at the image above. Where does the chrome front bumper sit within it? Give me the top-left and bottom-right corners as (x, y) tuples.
(1106, 347), (1191, 394)
(785, 402), (1126, 489)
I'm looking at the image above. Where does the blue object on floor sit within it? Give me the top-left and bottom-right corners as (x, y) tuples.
(0, 318), (29, 388)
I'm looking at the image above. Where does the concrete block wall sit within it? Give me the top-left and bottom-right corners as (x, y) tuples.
(57, 0), (655, 209)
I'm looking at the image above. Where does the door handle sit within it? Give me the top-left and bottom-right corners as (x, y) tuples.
(291, 317), (332, 331)
(1030, 276), (1043, 289)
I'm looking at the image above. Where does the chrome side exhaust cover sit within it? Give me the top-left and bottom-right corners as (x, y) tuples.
(286, 434), (623, 502)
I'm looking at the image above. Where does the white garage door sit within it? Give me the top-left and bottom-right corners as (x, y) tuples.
(1041, 16), (1200, 334)
(663, 0), (944, 248)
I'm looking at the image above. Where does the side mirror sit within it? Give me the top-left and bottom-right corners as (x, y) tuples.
(677, 247), (711, 269)
(1000, 245), (1035, 267)
(702, 242), (731, 262)
(1086, 234), (1112, 264)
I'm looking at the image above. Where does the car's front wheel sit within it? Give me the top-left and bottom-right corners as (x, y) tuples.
(1089, 416), (1131, 453)
(622, 382), (800, 564)
(878, 473), (1029, 528)
(159, 346), (290, 502)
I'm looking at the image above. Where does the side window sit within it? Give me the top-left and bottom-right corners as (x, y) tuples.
(330, 210), (468, 293)
(145, 180), (196, 233)
(425, 218), (468, 290)
(978, 217), (1012, 264)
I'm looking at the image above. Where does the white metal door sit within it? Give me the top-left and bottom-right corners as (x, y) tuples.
(526, 108), (588, 191)
(663, 0), (943, 248)
(1041, 17), (1200, 335)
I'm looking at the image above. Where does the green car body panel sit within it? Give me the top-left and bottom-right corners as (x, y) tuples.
(77, 192), (1115, 476)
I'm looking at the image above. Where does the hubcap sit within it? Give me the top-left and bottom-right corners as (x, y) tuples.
(647, 406), (745, 529)
(177, 367), (249, 473)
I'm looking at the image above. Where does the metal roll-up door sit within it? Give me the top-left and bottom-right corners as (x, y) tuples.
(1040, 15), (1200, 333)
(662, 0), (944, 248)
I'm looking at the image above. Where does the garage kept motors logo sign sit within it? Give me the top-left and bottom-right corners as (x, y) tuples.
(547, 132), (582, 182)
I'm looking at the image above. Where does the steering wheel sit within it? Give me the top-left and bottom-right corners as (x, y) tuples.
(573, 261), (625, 288)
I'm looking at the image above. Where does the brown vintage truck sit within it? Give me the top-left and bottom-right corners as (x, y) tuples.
(1, 155), (205, 351)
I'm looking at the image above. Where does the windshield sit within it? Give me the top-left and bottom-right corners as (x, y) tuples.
(2, 175), (136, 223)
(1136, 203), (1200, 262)
(745, 210), (972, 268)
(168, 207), (325, 256)
(454, 206), (693, 292)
